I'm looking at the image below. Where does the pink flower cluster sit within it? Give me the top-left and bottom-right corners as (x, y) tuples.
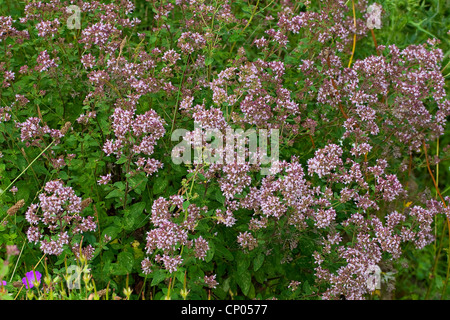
(34, 50), (58, 72)
(35, 18), (60, 38)
(0, 105), (11, 123)
(314, 197), (446, 300)
(0, 15), (29, 43)
(300, 42), (449, 152)
(102, 99), (166, 177)
(25, 180), (96, 256)
(15, 117), (66, 146)
(142, 196), (209, 274)
(79, 22), (121, 52)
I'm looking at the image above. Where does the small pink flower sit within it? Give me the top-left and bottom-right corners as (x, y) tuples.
(204, 275), (218, 289)
(10, 186), (18, 195)
(97, 173), (112, 185)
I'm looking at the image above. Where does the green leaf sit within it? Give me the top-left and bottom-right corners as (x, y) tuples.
(205, 241), (215, 263)
(115, 155), (128, 165)
(113, 181), (126, 190)
(186, 172), (195, 179)
(215, 189), (226, 204)
(105, 189), (124, 199)
(151, 269), (167, 286)
(182, 200), (190, 211)
(253, 253), (264, 272)
(113, 251), (134, 275)
(215, 244), (234, 261)
(228, 30), (244, 42)
(102, 225), (122, 242)
(123, 202), (146, 231)
(152, 176), (168, 195)
(237, 252), (250, 273)
(32, 163), (49, 175)
(0, 258), (9, 278)
(235, 270), (251, 296)
(205, 57), (214, 66)
(58, 171), (69, 180)
(303, 280), (312, 295)
(130, 201), (146, 216)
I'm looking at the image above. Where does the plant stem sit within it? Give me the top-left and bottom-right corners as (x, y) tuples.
(0, 140), (55, 199)
(370, 29), (379, 55)
(170, 54), (190, 138)
(348, 0), (357, 68)
(229, 0), (260, 55)
(423, 140), (447, 208)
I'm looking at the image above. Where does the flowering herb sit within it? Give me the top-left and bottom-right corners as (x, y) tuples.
(0, 0), (448, 301)
(22, 271), (42, 289)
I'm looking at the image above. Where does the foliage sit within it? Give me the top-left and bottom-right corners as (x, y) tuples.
(0, 0), (449, 300)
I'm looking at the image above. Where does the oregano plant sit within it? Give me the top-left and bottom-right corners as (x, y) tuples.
(0, 0), (448, 301)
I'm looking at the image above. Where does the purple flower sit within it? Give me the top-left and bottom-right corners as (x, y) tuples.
(97, 173), (112, 185)
(0, 280), (6, 286)
(22, 270), (42, 289)
(204, 274), (219, 289)
(34, 50), (58, 72)
(10, 186), (18, 195)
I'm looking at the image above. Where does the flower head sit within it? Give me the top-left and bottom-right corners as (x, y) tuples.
(97, 173), (112, 185)
(204, 274), (219, 289)
(10, 186), (18, 195)
(22, 270), (42, 289)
